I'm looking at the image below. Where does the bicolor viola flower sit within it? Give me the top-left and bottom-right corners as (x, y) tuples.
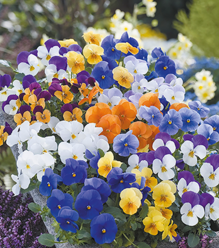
(180, 191), (204, 226)
(37, 39), (60, 66)
(153, 132), (179, 153)
(204, 115), (219, 134)
(127, 154), (148, 172)
(13, 105), (31, 125)
(152, 146), (176, 180)
(12, 80), (24, 96)
(124, 55), (148, 76)
(177, 171), (200, 197)
(0, 86), (15, 101)
(163, 85), (185, 105)
(179, 108), (201, 132)
(205, 197), (219, 221)
(139, 105), (163, 126)
(11, 173), (30, 196)
(34, 106), (51, 124)
(197, 123), (219, 145)
(181, 134), (207, 166)
(97, 88), (123, 109)
(188, 101), (210, 118)
(90, 213), (118, 244)
(47, 189), (73, 218)
(3, 95), (20, 115)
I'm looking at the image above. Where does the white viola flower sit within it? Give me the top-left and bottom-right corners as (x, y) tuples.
(6, 128), (23, 153)
(4, 99), (19, 115)
(12, 80), (24, 96)
(48, 116), (60, 133)
(18, 54), (40, 76)
(180, 202), (204, 226)
(152, 154), (176, 180)
(58, 142), (86, 164)
(56, 120), (84, 143)
(97, 88), (122, 109)
(145, 77), (164, 94)
(11, 173), (30, 196)
(132, 78), (148, 94)
(37, 45), (60, 66)
(169, 77), (183, 87)
(83, 123), (103, 137)
(177, 178), (200, 197)
(82, 134), (109, 154)
(127, 154), (148, 172)
(205, 198), (219, 221)
(0, 87), (15, 101)
(163, 85), (185, 104)
(17, 150), (37, 178)
(27, 135), (57, 154)
(200, 163), (219, 187)
(45, 64), (68, 83)
(152, 139), (176, 153)
(181, 140), (206, 166)
(124, 56), (148, 76)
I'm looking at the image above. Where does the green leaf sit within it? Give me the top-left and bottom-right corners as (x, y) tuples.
(0, 59), (11, 68)
(20, 182), (37, 193)
(182, 225), (192, 233)
(139, 204), (148, 219)
(101, 244), (111, 248)
(206, 230), (216, 237)
(130, 221), (138, 231)
(38, 234), (55, 247)
(120, 163), (127, 172)
(137, 242), (151, 248)
(77, 230), (91, 239)
(187, 233), (200, 248)
(14, 73), (25, 82)
(28, 202), (41, 213)
(98, 148), (105, 157)
(104, 207), (126, 222)
(106, 197), (114, 207)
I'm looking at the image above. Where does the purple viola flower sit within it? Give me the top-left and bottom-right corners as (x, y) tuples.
(61, 158), (88, 185)
(155, 55), (176, 77)
(56, 206), (79, 233)
(113, 130), (139, 157)
(49, 56), (67, 71)
(90, 213), (118, 244)
(75, 189), (103, 220)
(3, 122), (12, 135)
(159, 109), (183, 135)
(199, 193), (214, 208)
(107, 167), (136, 193)
(153, 132), (179, 153)
(205, 154), (219, 170)
(197, 123), (219, 145)
(37, 90), (51, 101)
(29, 82), (41, 92)
(138, 151), (155, 165)
(179, 108), (201, 132)
(81, 178), (111, 204)
(165, 74), (176, 84)
(22, 75), (37, 89)
(139, 105), (163, 126)
(39, 168), (62, 196)
(85, 149), (100, 170)
(91, 61), (115, 89)
(101, 35), (121, 60)
(47, 189), (74, 218)
(0, 74), (11, 88)
(151, 47), (165, 59)
(189, 101), (210, 118)
(176, 159), (184, 170)
(204, 115), (219, 133)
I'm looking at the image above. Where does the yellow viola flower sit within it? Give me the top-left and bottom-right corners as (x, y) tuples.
(112, 66), (134, 88)
(83, 31), (102, 46)
(115, 42), (139, 55)
(14, 111), (31, 126)
(36, 109), (51, 124)
(155, 206), (173, 220)
(161, 180), (176, 194)
(28, 94), (45, 111)
(162, 220), (178, 240)
(54, 85), (74, 104)
(143, 209), (165, 235)
(119, 188), (141, 215)
(0, 126), (8, 146)
(83, 44), (104, 64)
(66, 51), (85, 74)
(58, 39), (78, 47)
(97, 151), (121, 178)
(63, 107), (83, 123)
(152, 182), (175, 208)
(141, 167), (157, 192)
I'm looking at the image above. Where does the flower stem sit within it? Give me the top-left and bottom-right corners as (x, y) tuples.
(115, 193), (120, 206)
(122, 233), (138, 248)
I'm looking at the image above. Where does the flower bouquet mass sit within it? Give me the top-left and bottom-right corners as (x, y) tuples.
(0, 31), (219, 248)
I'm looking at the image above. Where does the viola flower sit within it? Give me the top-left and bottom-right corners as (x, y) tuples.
(119, 188), (142, 215)
(180, 191), (204, 226)
(85, 150), (100, 170)
(179, 108), (201, 132)
(47, 189), (73, 218)
(83, 31), (102, 45)
(0, 126), (8, 146)
(97, 88), (123, 109)
(28, 94), (45, 111)
(113, 130), (139, 157)
(63, 107), (82, 123)
(163, 85), (185, 105)
(154, 206), (173, 220)
(131, 76), (147, 94)
(39, 168), (62, 196)
(159, 109), (183, 135)
(17, 150), (37, 178)
(140, 167), (158, 191)
(155, 55), (176, 77)
(90, 213), (118, 244)
(14, 105), (31, 126)
(139, 106), (163, 127)
(188, 101), (209, 118)
(11, 173), (30, 195)
(205, 197), (219, 221)
(82, 177), (111, 204)
(61, 158), (88, 185)
(115, 42), (139, 55)
(0, 74), (11, 88)
(3, 95), (20, 115)
(197, 123), (219, 145)
(56, 206), (79, 233)
(139, 92), (161, 109)
(35, 107), (51, 124)
(162, 220), (178, 241)
(54, 85), (74, 104)
(107, 167), (136, 193)
(75, 189), (103, 220)
(101, 35), (121, 60)
(127, 154), (148, 172)
(0, 86), (15, 101)
(112, 66), (134, 88)
(83, 44), (104, 64)
(17, 52), (40, 76)
(151, 47), (165, 59)
(204, 115), (219, 133)
(200, 162), (219, 187)
(66, 51), (85, 74)
(124, 55), (148, 75)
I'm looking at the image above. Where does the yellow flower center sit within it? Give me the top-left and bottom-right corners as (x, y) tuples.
(209, 173), (215, 180)
(87, 205), (91, 210)
(160, 195), (167, 202)
(202, 76), (207, 81)
(171, 96), (175, 100)
(46, 54), (51, 60)
(66, 221), (70, 224)
(73, 155), (78, 159)
(124, 143), (128, 147)
(102, 75), (105, 79)
(210, 207), (215, 214)
(58, 205), (61, 209)
(71, 134), (76, 139)
(30, 65), (35, 71)
(187, 119), (190, 123)
(102, 229), (106, 233)
(108, 102), (112, 107)
(112, 48), (115, 51)
(189, 150), (195, 157)
(163, 66), (167, 70)
(53, 73), (59, 78)
(12, 106), (17, 111)
(26, 164), (30, 169)
(134, 69), (137, 74)
(47, 182), (51, 187)
(120, 180), (124, 183)
(72, 173), (76, 177)
(134, 165), (140, 169)
(187, 210), (193, 217)
(183, 188), (188, 193)
(161, 166), (167, 172)
(168, 121), (172, 125)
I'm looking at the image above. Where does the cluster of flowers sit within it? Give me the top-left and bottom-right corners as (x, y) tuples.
(1, 31), (219, 247)
(0, 187), (47, 248)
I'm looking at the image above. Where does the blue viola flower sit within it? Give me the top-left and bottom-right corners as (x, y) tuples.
(159, 96), (170, 116)
(188, 101), (209, 118)
(179, 108), (201, 132)
(85, 149), (100, 170)
(145, 71), (158, 80)
(101, 35), (121, 60)
(56, 206), (79, 233)
(139, 105), (163, 126)
(197, 123), (219, 145)
(113, 130), (139, 157)
(101, 55), (118, 70)
(135, 48), (148, 62)
(61, 158), (88, 185)
(75, 189), (103, 220)
(90, 213), (118, 244)
(118, 32), (139, 48)
(155, 55), (176, 77)
(39, 168), (62, 196)
(151, 47), (165, 59)
(159, 109), (183, 135)
(91, 61), (115, 89)
(107, 167), (136, 193)
(82, 178), (111, 203)
(47, 189), (74, 218)
(204, 115), (219, 133)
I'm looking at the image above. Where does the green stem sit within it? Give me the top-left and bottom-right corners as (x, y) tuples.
(122, 233), (138, 248)
(115, 193), (120, 206)
(54, 241), (67, 244)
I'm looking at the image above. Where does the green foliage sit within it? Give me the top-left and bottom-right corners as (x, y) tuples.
(187, 232), (200, 247)
(38, 233), (55, 247)
(28, 202), (41, 213)
(174, 0), (219, 58)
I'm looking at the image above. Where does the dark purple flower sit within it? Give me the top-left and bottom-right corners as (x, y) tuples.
(22, 75), (37, 89)
(181, 191), (200, 208)
(3, 122), (12, 135)
(49, 56), (67, 71)
(155, 55), (176, 77)
(0, 74), (11, 88)
(37, 90), (51, 101)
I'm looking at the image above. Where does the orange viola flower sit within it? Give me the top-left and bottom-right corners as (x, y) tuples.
(54, 85), (74, 104)
(85, 102), (112, 124)
(14, 111), (31, 126)
(63, 107), (83, 123)
(129, 121), (152, 149)
(79, 83), (89, 97)
(23, 88), (34, 104)
(0, 126), (8, 146)
(36, 109), (51, 123)
(139, 93), (161, 110)
(169, 103), (189, 111)
(145, 125), (160, 151)
(28, 94), (45, 111)
(112, 99), (137, 130)
(96, 114), (121, 143)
